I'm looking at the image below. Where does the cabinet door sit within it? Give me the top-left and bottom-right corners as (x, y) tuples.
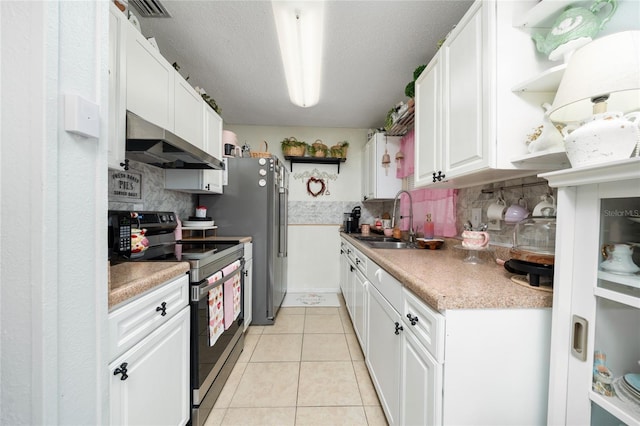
(126, 25), (174, 131)
(414, 56), (441, 187)
(174, 75), (204, 149)
(361, 141), (370, 201)
(401, 329), (442, 426)
(202, 106), (223, 193)
(442, 2), (487, 178)
(108, 4), (127, 170)
(366, 283), (402, 425)
(110, 306), (190, 426)
(353, 268), (368, 353)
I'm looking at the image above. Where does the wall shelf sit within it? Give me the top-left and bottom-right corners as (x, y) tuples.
(385, 103), (415, 136)
(284, 156), (346, 173)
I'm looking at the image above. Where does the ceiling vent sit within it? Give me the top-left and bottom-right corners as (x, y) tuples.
(129, 0), (171, 18)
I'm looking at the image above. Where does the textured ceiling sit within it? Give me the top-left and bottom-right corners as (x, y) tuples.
(137, 1), (473, 129)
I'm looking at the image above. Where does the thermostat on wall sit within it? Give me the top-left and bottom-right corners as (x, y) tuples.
(64, 94), (100, 139)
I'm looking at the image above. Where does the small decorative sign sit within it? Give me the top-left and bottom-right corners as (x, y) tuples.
(109, 170), (142, 201)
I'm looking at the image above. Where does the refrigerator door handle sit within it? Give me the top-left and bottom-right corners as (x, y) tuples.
(278, 190), (288, 257)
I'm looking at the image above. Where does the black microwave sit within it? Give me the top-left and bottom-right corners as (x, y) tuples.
(108, 211), (132, 260)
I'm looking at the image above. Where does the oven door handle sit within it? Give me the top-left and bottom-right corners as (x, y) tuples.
(192, 260), (245, 301)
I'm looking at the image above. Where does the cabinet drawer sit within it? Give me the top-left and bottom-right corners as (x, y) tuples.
(402, 287), (444, 363)
(369, 264), (402, 314)
(353, 248), (367, 276)
(109, 274), (189, 361)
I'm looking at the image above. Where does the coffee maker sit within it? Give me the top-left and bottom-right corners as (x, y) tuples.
(343, 206), (361, 233)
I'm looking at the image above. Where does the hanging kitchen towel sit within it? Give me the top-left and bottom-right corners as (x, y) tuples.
(208, 284), (224, 346)
(233, 273), (241, 320)
(221, 259), (241, 276)
(207, 270), (223, 285)
(223, 277), (235, 330)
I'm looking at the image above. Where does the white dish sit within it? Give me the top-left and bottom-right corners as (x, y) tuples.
(183, 220), (214, 227)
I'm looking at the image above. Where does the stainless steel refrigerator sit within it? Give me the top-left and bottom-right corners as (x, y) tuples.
(199, 157), (288, 325)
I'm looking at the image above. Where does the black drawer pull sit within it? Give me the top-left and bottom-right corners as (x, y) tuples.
(156, 301), (167, 316)
(114, 362), (128, 380)
(406, 313), (419, 326)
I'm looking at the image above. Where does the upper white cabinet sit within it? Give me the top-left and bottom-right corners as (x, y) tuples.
(414, 0), (559, 188)
(362, 133), (401, 200)
(414, 57), (440, 188)
(125, 23), (175, 132)
(108, 4), (127, 170)
(165, 104), (223, 194)
(174, 75), (204, 150)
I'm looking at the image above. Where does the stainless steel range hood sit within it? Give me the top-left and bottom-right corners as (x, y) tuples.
(125, 111), (225, 170)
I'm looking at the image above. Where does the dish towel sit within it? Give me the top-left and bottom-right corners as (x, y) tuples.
(207, 271), (224, 347)
(233, 273), (241, 320)
(222, 260), (241, 330)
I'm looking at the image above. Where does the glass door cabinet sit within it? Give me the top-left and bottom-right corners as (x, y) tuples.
(543, 158), (640, 425)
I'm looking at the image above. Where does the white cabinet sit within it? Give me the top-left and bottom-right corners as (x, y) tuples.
(414, 57), (441, 187)
(108, 3), (127, 170)
(109, 274), (190, 426)
(110, 307), (190, 426)
(401, 327), (442, 426)
(362, 133), (401, 200)
(414, 0), (553, 189)
(164, 105), (224, 193)
(366, 282), (402, 425)
(125, 22), (175, 131)
(243, 242), (253, 331)
(344, 237), (551, 425)
(542, 159), (640, 425)
(174, 75), (204, 150)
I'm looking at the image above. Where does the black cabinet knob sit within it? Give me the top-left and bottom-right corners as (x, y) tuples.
(355, 258), (360, 265)
(114, 362), (128, 381)
(205, 184), (210, 190)
(156, 301), (167, 316)
(406, 313), (419, 326)
(350, 265), (355, 272)
(394, 322), (404, 335)
(432, 172), (438, 183)
(120, 159), (130, 171)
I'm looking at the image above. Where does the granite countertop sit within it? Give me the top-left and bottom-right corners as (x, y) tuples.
(109, 261), (190, 310)
(341, 233), (553, 312)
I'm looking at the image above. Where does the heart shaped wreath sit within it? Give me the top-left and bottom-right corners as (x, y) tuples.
(306, 177), (325, 197)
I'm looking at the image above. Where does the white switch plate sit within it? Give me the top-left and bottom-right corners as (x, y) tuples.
(471, 208), (482, 229)
(64, 94), (100, 138)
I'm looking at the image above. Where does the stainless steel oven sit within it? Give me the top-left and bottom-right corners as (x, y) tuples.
(178, 242), (245, 426)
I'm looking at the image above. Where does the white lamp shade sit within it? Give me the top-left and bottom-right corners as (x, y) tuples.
(549, 31), (640, 123)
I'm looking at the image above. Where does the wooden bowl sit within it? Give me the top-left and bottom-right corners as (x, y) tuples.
(416, 238), (444, 250)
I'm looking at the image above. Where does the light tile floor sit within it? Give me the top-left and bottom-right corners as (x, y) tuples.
(204, 297), (388, 426)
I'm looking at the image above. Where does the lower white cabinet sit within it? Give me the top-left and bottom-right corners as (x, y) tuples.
(366, 283), (402, 426)
(342, 236), (551, 425)
(110, 307), (190, 425)
(109, 274), (190, 426)
(401, 327), (442, 426)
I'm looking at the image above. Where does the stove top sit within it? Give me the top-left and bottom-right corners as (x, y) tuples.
(176, 241), (244, 283)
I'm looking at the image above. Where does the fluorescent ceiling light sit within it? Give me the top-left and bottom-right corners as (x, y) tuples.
(272, 1), (325, 108)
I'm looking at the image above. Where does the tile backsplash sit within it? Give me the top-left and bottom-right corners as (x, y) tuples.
(456, 175), (554, 246)
(108, 160), (196, 219)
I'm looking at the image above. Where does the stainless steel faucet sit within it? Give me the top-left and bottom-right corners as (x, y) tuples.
(391, 190), (416, 244)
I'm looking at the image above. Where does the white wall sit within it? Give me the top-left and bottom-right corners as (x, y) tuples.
(1, 2), (109, 423)
(225, 124), (367, 292)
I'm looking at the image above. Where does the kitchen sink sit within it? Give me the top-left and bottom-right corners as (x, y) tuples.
(353, 235), (411, 249)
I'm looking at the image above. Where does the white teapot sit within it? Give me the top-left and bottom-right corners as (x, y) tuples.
(600, 243), (640, 275)
(562, 112), (640, 168)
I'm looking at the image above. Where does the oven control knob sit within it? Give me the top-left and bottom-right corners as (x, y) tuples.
(258, 179), (266, 187)
(259, 169), (267, 176)
(258, 158), (266, 166)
